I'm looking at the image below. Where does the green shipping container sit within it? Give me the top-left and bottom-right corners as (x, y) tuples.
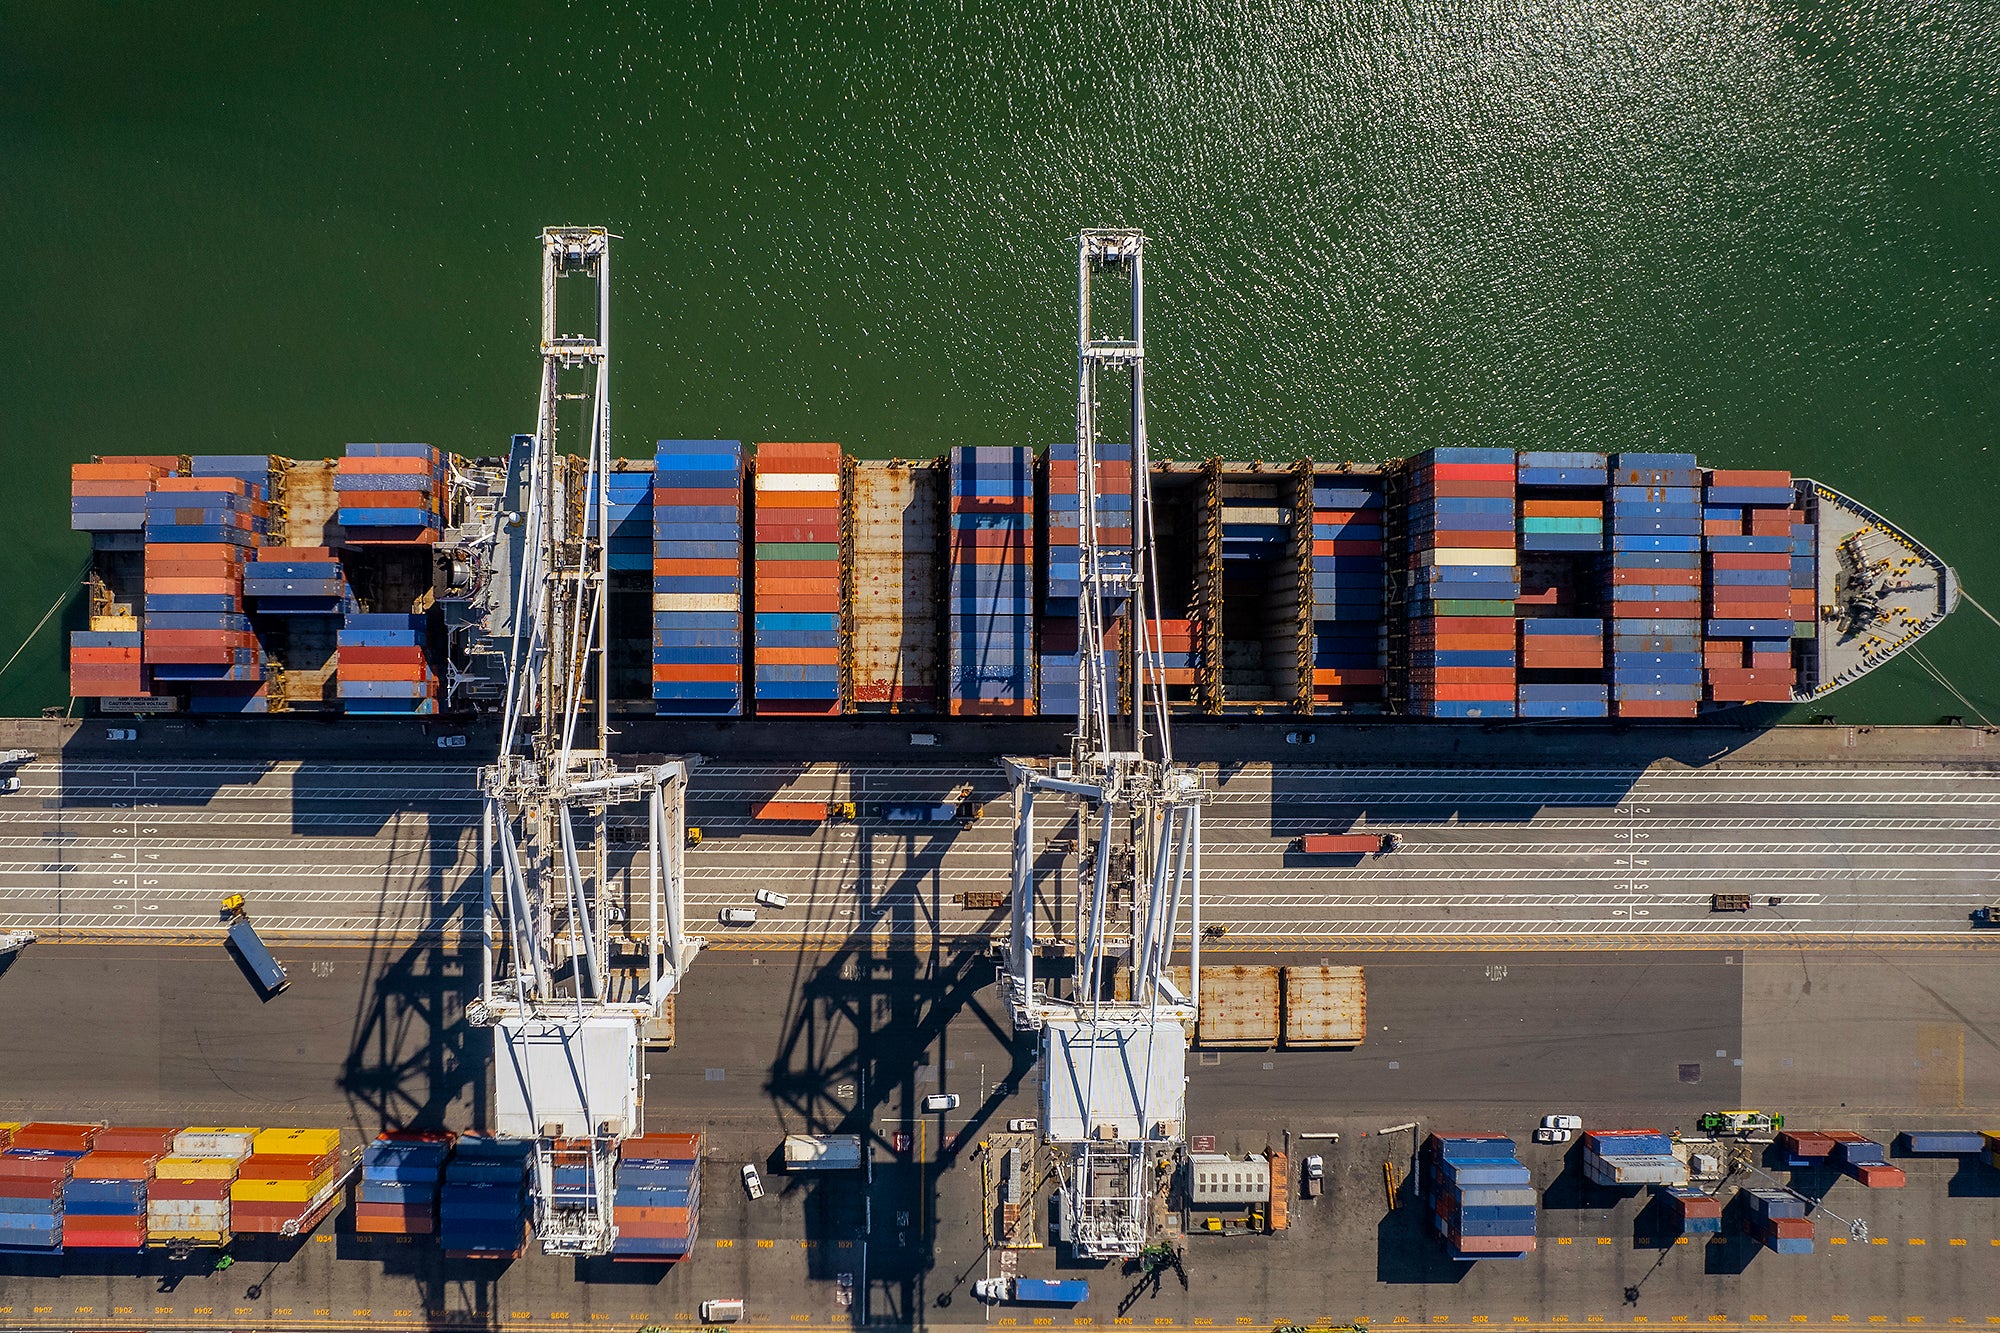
(755, 542), (840, 561)
(1430, 599), (1517, 616)
(1520, 517), (1603, 534)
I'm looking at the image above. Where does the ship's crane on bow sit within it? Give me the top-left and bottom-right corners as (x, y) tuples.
(465, 227), (702, 1256)
(1002, 230), (1204, 1259)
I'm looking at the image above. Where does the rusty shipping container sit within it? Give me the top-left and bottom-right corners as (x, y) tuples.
(1281, 965), (1366, 1047)
(1195, 965), (1281, 1049)
(847, 460), (938, 709)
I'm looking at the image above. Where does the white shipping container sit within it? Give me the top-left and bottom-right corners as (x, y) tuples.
(1221, 506), (1289, 524)
(651, 594), (741, 612)
(1423, 548), (1518, 567)
(754, 473), (838, 492)
(172, 1131), (254, 1159)
(146, 1200), (229, 1227)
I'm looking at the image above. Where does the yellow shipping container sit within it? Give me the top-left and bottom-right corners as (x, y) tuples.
(252, 1128), (340, 1157)
(154, 1156), (239, 1180)
(230, 1168), (336, 1203)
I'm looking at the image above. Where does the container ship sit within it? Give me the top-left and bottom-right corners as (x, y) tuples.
(64, 441), (1956, 720)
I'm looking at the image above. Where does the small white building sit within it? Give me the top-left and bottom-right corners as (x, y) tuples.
(1187, 1152), (1270, 1206)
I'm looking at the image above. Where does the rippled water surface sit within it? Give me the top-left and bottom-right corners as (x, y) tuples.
(2, 3), (1993, 720)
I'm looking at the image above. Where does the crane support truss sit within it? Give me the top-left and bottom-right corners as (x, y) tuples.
(470, 228), (703, 1257)
(1002, 230), (1203, 1260)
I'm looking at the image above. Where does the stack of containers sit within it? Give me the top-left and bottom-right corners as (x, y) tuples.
(0, 1152), (69, 1255)
(609, 1133), (702, 1262)
(1789, 494), (1818, 644)
(1309, 478), (1385, 708)
(334, 443), (446, 544)
(1144, 619), (1198, 694)
(147, 1127), (252, 1248)
(1581, 1130), (1687, 1186)
(69, 630), (146, 699)
(243, 547), (353, 617)
(62, 1139), (162, 1250)
(1515, 452), (1609, 551)
(752, 442), (842, 715)
(1041, 441), (1131, 717)
(1404, 449), (1518, 718)
(947, 446), (1034, 715)
(143, 475), (266, 705)
(1516, 620), (1608, 717)
(592, 465), (656, 573)
(0, 1123), (95, 1256)
(1659, 1185), (1722, 1237)
(1775, 1129), (1834, 1168)
(1419, 1134), (1536, 1260)
(354, 1133), (451, 1235)
(437, 1134), (531, 1258)
(71, 456), (173, 534)
(230, 1128), (344, 1236)
(652, 440), (746, 716)
(337, 613), (436, 715)
(1608, 453), (1703, 718)
(1213, 479), (1298, 705)
(1742, 1187), (1813, 1254)
(1823, 1132), (1905, 1188)
(189, 454), (277, 499)
(1702, 469), (1799, 704)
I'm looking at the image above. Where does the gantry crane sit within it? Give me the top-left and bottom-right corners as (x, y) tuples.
(1001, 229), (1204, 1259)
(465, 227), (703, 1256)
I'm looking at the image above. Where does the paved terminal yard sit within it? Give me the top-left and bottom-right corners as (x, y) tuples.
(2, 749), (1998, 949)
(3, 944), (2000, 1330)
(0, 722), (1998, 1329)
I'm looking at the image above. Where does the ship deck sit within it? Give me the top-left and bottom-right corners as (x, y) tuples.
(1803, 481), (1958, 701)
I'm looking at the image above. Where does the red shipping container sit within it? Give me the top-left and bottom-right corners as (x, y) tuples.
(756, 699), (840, 716)
(0, 1155), (79, 1180)
(757, 577), (841, 596)
(156, 476), (253, 495)
(1520, 651), (1603, 670)
(1424, 462), (1516, 481)
(758, 595), (841, 614)
(757, 440), (843, 463)
(1708, 469), (1792, 488)
(339, 664), (432, 683)
(72, 1151), (162, 1180)
(0, 1179), (64, 1200)
(1425, 530), (1517, 549)
(651, 486), (741, 505)
(70, 648), (143, 665)
(72, 479), (157, 497)
(1427, 684), (1516, 702)
(1613, 567), (1699, 586)
(1707, 552), (1790, 570)
(650, 664), (739, 683)
(950, 699), (1034, 716)
(1413, 479), (1516, 500)
(1611, 602), (1694, 619)
(337, 646), (426, 666)
(755, 524), (840, 543)
(1616, 699), (1699, 718)
(1856, 1164), (1907, 1188)
(1702, 519), (1744, 537)
(339, 491), (437, 508)
(1520, 499), (1603, 517)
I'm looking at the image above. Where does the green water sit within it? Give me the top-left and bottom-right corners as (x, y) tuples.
(3, 3), (1994, 723)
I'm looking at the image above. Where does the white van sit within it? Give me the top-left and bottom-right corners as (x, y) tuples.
(719, 908), (757, 926)
(700, 1299), (745, 1323)
(754, 889), (789, 910)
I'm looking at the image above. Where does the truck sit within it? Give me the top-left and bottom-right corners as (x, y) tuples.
(752, 799), (855, 822)
(782, 1134), (865, 1172)
(1297, 833), (1398, 856)
(220, 894), (290, 995)
(973, 1277), (1090, 1305)
(881, 802), (960, 824)
(1301, 1154), (1324, 1198)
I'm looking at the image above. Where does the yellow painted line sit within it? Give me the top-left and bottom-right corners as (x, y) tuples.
(1832, 1237), (1848, 1245)
(1873, 1238), (1891, 1245)
(1910, 1238), (1926, 1246)
(1950, 1239), (1967, 1246)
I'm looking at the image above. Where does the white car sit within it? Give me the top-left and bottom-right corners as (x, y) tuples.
(0, 776), (17, 793)
(1533, 1127), (1573, 1144)
(740, 1163), (764, 1200)
(754, 889), (789, 910)
(1542, 1114), (1583, 1131)
(107, 728), (137, 741)
(719, 908), (757, 926)
(1303, 1154), (1325, 1180)
(922, 1093), (959, 1112)
(436, 734), (467, 749)
(1006, 1118), (1038, 1133)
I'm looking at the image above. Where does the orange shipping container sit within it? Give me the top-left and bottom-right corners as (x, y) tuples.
(1426, 530), (1517, 549)
(651, 663), (739, 683)
(1520, 499), (1603, 517)
(337, 456), (437, 475)
(758, 595), (842, 614)
(757, 578), (841, 596)
(1618, 699), (1699, 717)
(753, 489), (835, 509)
(155, 476), (252, 495)
(756, 441), (843, 466)
(72, 463), (166, 481)
(338, 664), (433, 683)
(71, 479), (155, 497)
(649, 559), (742, 577)
(756, 647), (840, 665)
